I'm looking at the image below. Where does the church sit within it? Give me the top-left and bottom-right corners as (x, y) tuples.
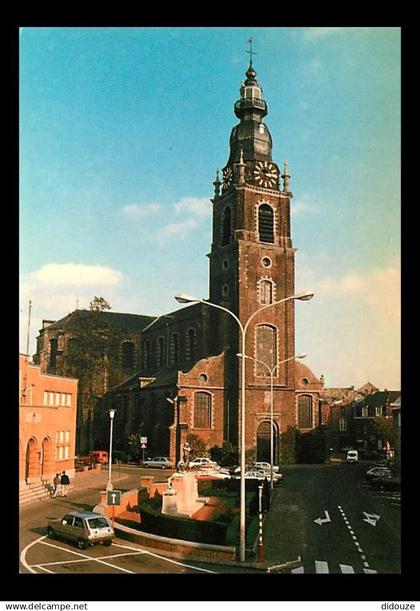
(34, 51), (324, 462)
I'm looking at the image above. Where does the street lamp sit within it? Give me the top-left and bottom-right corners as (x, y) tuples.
(175, 290), (314, 561)
(237, 353), (307, 490)
(105, 409), (116, 492)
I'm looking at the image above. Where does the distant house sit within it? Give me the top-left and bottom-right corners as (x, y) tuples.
(19, 354), (78, 489)
(390, 395), (401, 468)
(351, 390), (400, 456)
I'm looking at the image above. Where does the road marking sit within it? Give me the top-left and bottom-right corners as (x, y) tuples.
(339, 564), (355, 573)
(23, 536), (217, 574)
(20, 535), (48, 574)
(363, 512), (380, 527)
(34, 551), (146, 567)
(39, 540), (136, 573)
(315, 560), (329, 573)
(364, 568), (377, 574)
(338, 506), (372, 572)
(314, 510), (331, 525)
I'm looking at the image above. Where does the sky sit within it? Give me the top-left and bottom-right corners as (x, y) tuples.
(19, 26), (401, 390)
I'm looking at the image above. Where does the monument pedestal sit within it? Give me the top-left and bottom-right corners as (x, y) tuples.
(161, 472), (207, 517)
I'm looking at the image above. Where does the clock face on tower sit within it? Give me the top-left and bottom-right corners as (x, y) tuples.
(222, 166), (233, 189)
(253, 161), (279, 189)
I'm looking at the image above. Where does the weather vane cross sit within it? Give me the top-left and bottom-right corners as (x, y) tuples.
(246, 37), (256, 66)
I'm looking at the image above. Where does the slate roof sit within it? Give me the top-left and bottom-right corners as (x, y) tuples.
(42, 310), (156, 334)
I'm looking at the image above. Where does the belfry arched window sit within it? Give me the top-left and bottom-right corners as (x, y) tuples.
(258, 204), (274, 243)
(297, 395), (313, 429)
(194, 392), (212, 429)
(260, 279), (274, 305)
(255, 324), (277, 375)
(222, 207), (232, 246)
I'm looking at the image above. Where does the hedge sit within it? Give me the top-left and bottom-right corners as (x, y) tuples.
(138, 496), (227, 545)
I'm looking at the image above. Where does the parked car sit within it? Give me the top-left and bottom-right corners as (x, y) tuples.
(232, 469), (281, 482)
(188, 457), (219, 469)
(47, 511), (114, 550)
(346, 450), (359, 463)
(142, 456), (174, 469)
(194, 467), (231, 479)
(253, 461), (280, 474)
(370, 473), (401, 491)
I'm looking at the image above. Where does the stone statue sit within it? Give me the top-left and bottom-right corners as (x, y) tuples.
(182, 441), (191, 467)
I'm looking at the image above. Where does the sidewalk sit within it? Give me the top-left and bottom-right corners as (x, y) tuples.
(262, 483), (302, 566)
(71, 466), (130, 492)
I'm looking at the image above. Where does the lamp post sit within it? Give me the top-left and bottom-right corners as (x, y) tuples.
(175, 290), (314, 561)
(237, 353), (307, 490)
(105, 409), (116, 492)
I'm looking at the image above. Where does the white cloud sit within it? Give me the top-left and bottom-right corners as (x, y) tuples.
(292, 194), (321, 217)
(29, 263), (123, 287)
(303, 27), (346, 41)
(159, 218), (199, 239)
(173, 197), (210, 219)
(121, 203), (161, 219)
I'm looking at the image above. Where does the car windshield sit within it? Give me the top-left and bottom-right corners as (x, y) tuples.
(87, 517), (110, 529)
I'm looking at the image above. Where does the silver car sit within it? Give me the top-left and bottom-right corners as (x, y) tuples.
(47, 511), (115, 550)
(142, 456), (174, 469)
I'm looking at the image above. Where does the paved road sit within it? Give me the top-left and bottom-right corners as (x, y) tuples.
(276, 462), (400, 574)
(19, 466), (256, 574)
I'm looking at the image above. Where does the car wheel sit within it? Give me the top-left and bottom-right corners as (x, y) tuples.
(104, 540), (112, 547)
(77, 538), (88, 550)
(161, 465), (166, 469)
(47, 526), (55, 539)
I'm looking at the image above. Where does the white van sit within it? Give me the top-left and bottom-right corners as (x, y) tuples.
(346, 450), (359, 463)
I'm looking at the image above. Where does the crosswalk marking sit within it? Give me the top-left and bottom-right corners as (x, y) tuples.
(315, 560), (329, 573)
(289, 561), (377, 574)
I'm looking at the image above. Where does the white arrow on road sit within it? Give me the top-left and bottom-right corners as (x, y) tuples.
(363, 511), (380, 526)
(314, 510), (331, 526)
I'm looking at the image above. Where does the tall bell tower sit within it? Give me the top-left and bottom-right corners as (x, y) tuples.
(209, 45), (297, 459)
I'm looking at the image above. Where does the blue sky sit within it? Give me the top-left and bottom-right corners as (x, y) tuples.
(20, 27), (400, 389)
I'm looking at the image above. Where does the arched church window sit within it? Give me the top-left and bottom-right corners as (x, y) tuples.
(49, 338), (58, 368)
(157, 336), (165, 368)
(222, 207), (232, 246)
(121, 341), (135, 369)
(297, 395), (313, 429)
(260, 279), (274, 305)
(194, 392), (212, 429)
(170, 333), (180, 364)
(186, 328), (196, 361)
(255, 324), (277, 375)
(258, 204), (274, 243)
(143, 340), (151, 370)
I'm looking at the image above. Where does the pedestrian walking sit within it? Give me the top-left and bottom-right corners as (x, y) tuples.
(60, 471), (70, 497)
(52, 473), (61, 497)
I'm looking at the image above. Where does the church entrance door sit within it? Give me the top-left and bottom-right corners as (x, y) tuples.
(256, 420), (278, 463)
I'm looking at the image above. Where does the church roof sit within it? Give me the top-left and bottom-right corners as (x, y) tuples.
(295, 361), (323, 391)
(42, 309), (155, 334)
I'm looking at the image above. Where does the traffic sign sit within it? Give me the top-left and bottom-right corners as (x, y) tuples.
(141, 443), (146, 449)
(107, 490), (121, 506)
(140, 436), (147, 444)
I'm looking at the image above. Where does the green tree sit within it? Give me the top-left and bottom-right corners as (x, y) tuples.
(89, 296), (112, 311)
(186, 433), (207, 460)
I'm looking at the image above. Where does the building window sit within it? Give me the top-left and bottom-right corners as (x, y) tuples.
(261, 256), (272, 268)
(143, 341), (151, 369)
(302, 377), (309, 386)
(198, 373), (208, 383)
(298, 395), (313, 429)
(362, 406), (368, 417)
(157, 336), (165, 368)
(121, 341), (135, 369)
(49, 338), (58, 368)
(375, 406), (382, 417)
(222, 284), (229, 297)
(255, 324), (277, 375)
(259, 280), (273, 305)
(186, 328), (196, 361)
(222, 207), (232, 246)
(194, 392), (212, 429)
(339, 417), (347, 432)
(258, 204), (274, 243)
(170, 333), (180, 364)
(222, 259), (229, 271)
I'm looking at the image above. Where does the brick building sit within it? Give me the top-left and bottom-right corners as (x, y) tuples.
(19, 354), (78, 490)
(35, 56), (324, 464)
